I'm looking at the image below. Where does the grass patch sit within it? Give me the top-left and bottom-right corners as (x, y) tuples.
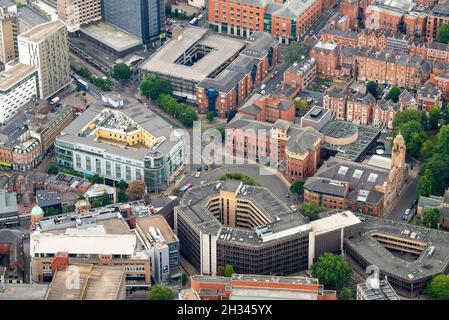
(219, 173), (261, 186)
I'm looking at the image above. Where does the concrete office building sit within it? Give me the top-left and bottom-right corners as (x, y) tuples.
(175, 179), (362, 276)
(356, 279), (399, 300)
(0, 61), (38, 124)
(135, 215), (179, 283)
(30, 207), (152, 287)
(18, 20), (70, 100)
(0, 0), (17, 64)
(55, 93), (185, 192)
(100, 0), (164, 45)
(0, 189), (18, 228)
(57, 0), (102, 32)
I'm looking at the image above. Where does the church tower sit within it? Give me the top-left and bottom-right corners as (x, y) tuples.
(391, 133), (406, 169)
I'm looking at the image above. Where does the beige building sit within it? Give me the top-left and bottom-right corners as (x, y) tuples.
(18, 20), (70, 99)
(57, 0), (102, 32)
(0, 1), (17, 64)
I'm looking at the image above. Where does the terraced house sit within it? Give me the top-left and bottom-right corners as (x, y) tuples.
(207, 0), (322, 44)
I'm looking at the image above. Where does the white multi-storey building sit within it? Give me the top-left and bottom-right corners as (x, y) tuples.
(0, 61), (38, 124)
(18, 20), (70, 99)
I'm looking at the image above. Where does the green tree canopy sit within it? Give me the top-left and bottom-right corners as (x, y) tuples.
(48, 165), (59, 175)
(126, 180), (147, 201)
(181, 273), (189, 287)
(423, 208), (440, 229)
(224, 264), (234, 277)
(394, 109), (423, 128)
(148, 285), (173, 300)
(92, 199), (103, 208)
(101, 192), (111, 206)
(299, 201), (327, 221)
(284, 41), (308, 64)
(206, 111), (215, 123)
(339, 287), (356, 300)
(420, 153), (449, 195)
(312, 252), (352, 290)
(417, 173), (434, 198)
(428, 105), (441, 130)
(394, 120), (427, 158)
(438, 124), (449, 155)
(290, 179), (306, 197)
(386, 86), (401, 102)
(366, 81), (383, 99)
(140, 75), (172, 100)
(437, 23), (449, 44)
(112, 63), (132, 81)
(426, 274), (449, 299)
(117, 189), (127, 203)
(88, 174), (104, 184)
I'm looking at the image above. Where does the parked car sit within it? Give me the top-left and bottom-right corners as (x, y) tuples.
(204, 165), (209, 171)
(197, 166), (202, 172)
(195, 171), (201, 178)
(285, 191), (290, 198)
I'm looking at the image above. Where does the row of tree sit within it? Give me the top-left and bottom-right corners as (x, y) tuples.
(71, 66), (113, 91)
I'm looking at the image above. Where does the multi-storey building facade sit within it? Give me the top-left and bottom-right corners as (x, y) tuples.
(207, 0), (323, 44)
(426, 3), (449, 42)
(101, 0), (164, 44)
(18, 21), (70, 100)
(281, 58), (317, 98)
(57, 0), (102, 32)
(372, 98), (399, 129)
(323, 87), (348, 120)
(0, 62), (38, 125)
(0, 1), (17, 64)
(239, 95), (296, 123)
(55, 93), (185, 192)
(417, 82), (441, 112)
(346, 92), (376, 125)
(309, 41), (340, 78)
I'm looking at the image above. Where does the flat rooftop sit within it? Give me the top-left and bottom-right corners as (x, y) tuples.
(46, 265), (126, 300)
(80, 21), (142, 52)
(0, 284), (48, 300)
(0, 62), (36, 91)
(17, 5), (49, 27)
(178, 181), (309, 247)
(141, 26), (245, 83)
(19, 20), (64, 43)
(357, 280), (399, 300)
(135, 215), (177, 243)
(320, 120), (381, 162)
(345, 214), (449, 282)
(59, 95), (182, 162)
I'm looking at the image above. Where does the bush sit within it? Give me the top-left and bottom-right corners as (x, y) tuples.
(219, 173), (261, 186)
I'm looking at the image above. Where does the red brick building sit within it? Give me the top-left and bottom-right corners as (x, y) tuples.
(320, 29), (358, 47)
(426, 4), (449, 42)
(417, 82), (442, 112)
(309, 41), (340, 78)
(372, 99), (400, 129)
(323, 87), (349, 120)
(239, 95), (296, 123)
(207, 0), (323, 44)
(346, 92), (376, 125)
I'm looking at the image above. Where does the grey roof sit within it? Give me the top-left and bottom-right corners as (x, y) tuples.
(323, 29), (357, 40)
(17, 5), (49, 27)
(285, 126), (321, 154)
(341, 45), (356, 57)
(320, 120), (381, 162)
(357, 280), (399, 300)
(0, 229), (18, 244)
(349, 92), (376, 105)
(418, 83), (440, 99)
(227, 55), (259, 75)
(242, 31), (278, 59)
(0, 189), (18, 215)
(178, 181), (309, 246)
(58, 95), (182, 161)
(429, 41), (449, 51)
(399, 90), (414, 102)
(240, 103), (263, 116)
(325, 87), (347, 99)
(197, 69), (245, 93)
(377, 99), (399, 112)
(345, 214), (449, 282)
(36, 190), (62, 207)
(304, 157), (389, 205)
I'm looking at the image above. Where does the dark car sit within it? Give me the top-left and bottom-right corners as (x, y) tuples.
(204, 165), (209, 171)
(197, 166), (202, 172)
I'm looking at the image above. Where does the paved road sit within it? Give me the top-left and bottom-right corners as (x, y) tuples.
(179, 164), (294, 206)
(386, 177), (418, 222)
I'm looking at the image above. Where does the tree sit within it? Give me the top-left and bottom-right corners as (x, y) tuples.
(101, 192), (111, 206)
(118, 189), (127, 203)
(339, 287), (356, 300)
(366, 81), (383, 99)
(284, 41), (308, 64)
(48, 165), (59, 175)
(312, 252), (352, 291)
(437, 23), (449, 44)
(148, 285), (173, 300)
(206, 111), (215, 123)
(394, 109), (423, 128)
(299, 201), (327, 221)
(92, 199), (103, 208)
(224, 264), (234, 277)
(428, 105), (441, 130)
(181, 272), (188, 287)
(423, 208), (440, 229)
(44, 207), (61, 216)
(290, 179), (306, 198)
(88, 174), (104, 184)
(417, 173), (434, 198)
(420, 153), (449, 195)
(118, 180), (128, 191)
(293, 99), (309, 114)
(77, 193), (86, 200)
(426, 274), (449, 299)
(394, 120), (427, 158)
(140, 75), (172, 100)
(438, 124), (449, 155)
(386, 86), (401, 102)
(112, 63), (132, 81)
(125, 180), (147, 201)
